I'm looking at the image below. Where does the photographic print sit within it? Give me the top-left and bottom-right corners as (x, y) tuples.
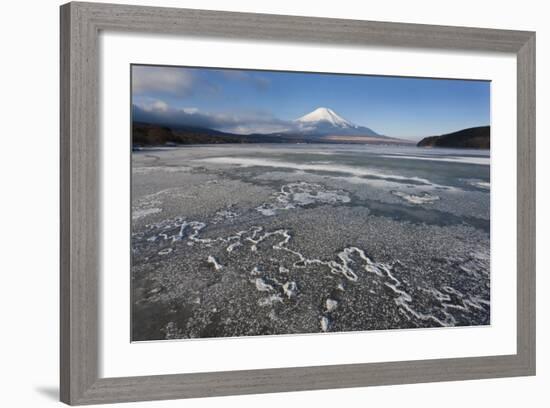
(131, 65), (490, 341)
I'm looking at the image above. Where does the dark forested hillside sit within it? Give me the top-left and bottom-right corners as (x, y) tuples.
(417, 126), (490, 149)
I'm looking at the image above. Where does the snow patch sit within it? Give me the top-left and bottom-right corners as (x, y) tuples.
(391, 191), (440, 204)
(282, 281), (298, 299)
(320, 316), (330, 332)
(207, 256), (223, 271)
(296, 107), (357, 129)
(466, 179), (490, 190)
(256, 182), (350, 216)
(258, 294), (284, 307)
(255, 278), (274, 292)
(133, 207), (162, 220)
(326, 299), (338, 312)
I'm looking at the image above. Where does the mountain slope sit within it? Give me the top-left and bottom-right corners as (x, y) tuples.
(417, 126), (490, 149)
(132, 122), (311, 146)
(293, 107), (381, 137)
(132, 122), (243, 145)
(132, 106), (414, 146)
(296, 107), (357, 129)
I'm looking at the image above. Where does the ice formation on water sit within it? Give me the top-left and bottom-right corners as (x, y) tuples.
(256, 182), (350, 216)
(391, 190), (440, 205)
(282, 281), (298, 299)
(132, 190), (171, 220)
(131, 175), (489, 338)
(250, 266), (262, 276)
(466, 179), (490, 190)
(258, 294), (284, 307)
(136, 207), (489, 332)
(207, 255), (223, 271)
(213, 209), (239, 223)
(326, 299), (338, 312)
(133, 207), (162, 220)
(380, 154), (489, 166)
(132, 165), (192, 175)
(199, 157), (436, 186)
(320, 316), (330, 332)
(133, 188), (196, 221)
(254, 278), (274, 292)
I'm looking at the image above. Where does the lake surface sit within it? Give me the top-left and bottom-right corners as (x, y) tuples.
(131, 144), (490, 341)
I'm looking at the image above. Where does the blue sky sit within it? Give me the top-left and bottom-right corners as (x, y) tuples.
(132, 64), (490, 140)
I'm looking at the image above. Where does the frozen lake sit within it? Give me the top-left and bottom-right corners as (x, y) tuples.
(131, 144), (490, 341)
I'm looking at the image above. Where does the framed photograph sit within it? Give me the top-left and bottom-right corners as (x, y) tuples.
(60, 2), (536, 405)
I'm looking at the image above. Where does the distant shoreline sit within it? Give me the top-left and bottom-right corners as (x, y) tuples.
(132, 121), (415, 148)
(132, 142), (489, 152)
(417, 126), (490, 149)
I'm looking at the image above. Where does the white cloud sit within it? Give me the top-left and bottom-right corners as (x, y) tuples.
(133, 102), (299, 135)
(136, 98), (169, 112)
(151, 100), (168, 112)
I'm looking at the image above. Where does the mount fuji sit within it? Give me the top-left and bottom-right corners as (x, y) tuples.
(292, 107), (381, 137)
(133, 105), (414, 145)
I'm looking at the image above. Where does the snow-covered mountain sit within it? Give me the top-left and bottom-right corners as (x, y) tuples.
(293, 107), (380, 137)
(296, 107), (356, 128)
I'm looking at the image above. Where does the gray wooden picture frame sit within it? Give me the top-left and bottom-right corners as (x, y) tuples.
(60, 1), (536, 405)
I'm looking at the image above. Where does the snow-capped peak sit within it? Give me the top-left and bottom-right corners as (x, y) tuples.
(295, 107), (356, 128)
